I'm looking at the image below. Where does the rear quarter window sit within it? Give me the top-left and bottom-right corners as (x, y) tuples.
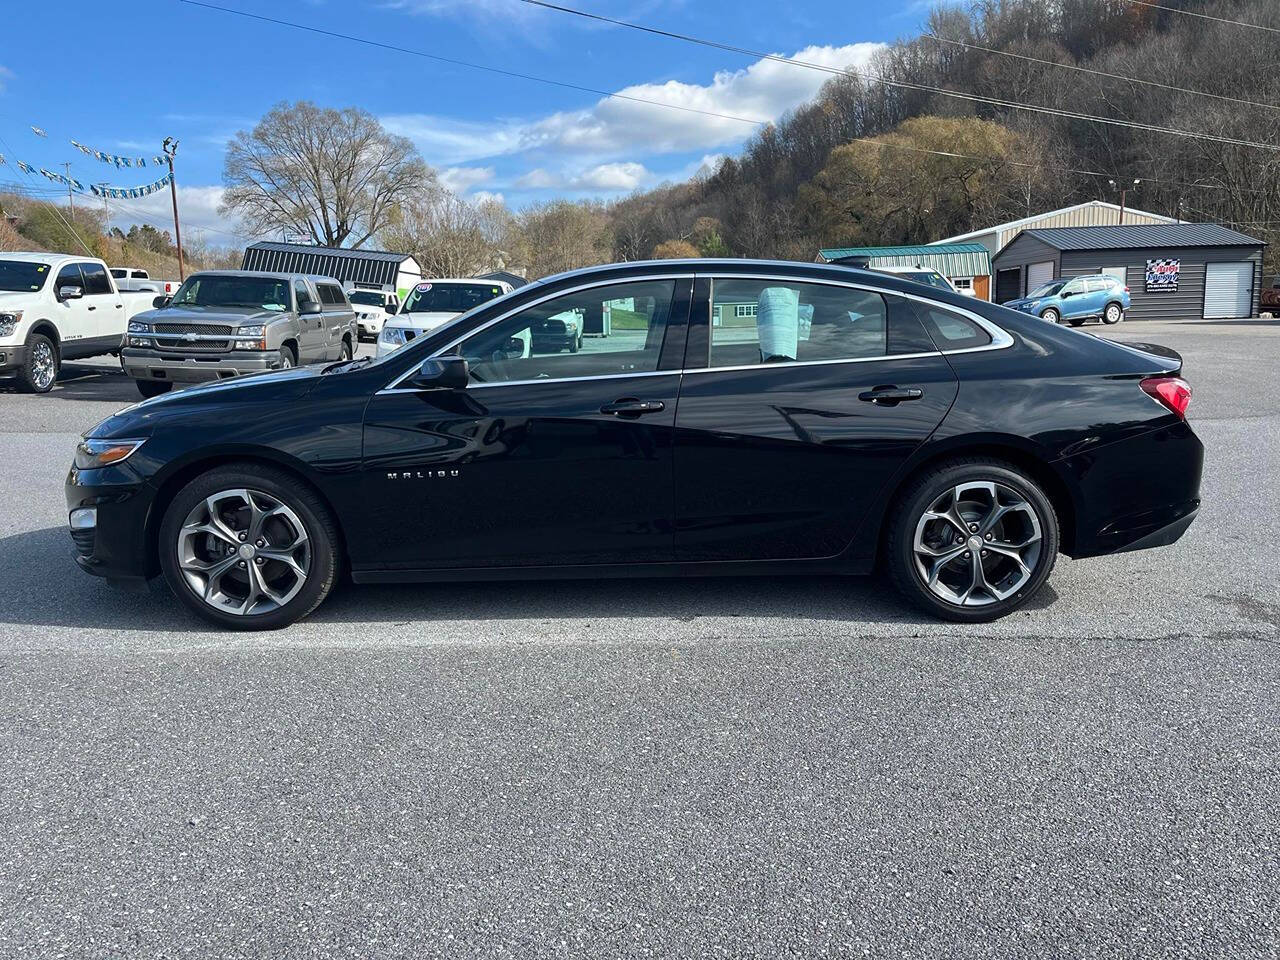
(915, 304), (993, 351)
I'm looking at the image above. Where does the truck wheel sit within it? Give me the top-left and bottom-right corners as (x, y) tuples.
(18, 333), (58, 393)
(279, 345), (297, 369)
(137, 380), (173, 399)
(339, 339), (352, 361)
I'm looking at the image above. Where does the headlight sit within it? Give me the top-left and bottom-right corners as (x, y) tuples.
(234, 325), (267, 350)
(128, 337), (153, 347)
(127, 320), (151, 334)
(0, 311), (22, 337)
(381, 327), (407, 346)
(1029, 300), (1040, 309)
(237, 325), (265, 338)
(74, 438), (146, 470)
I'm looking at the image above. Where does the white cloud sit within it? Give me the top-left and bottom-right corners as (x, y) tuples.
(520, 43), (886, 155)
(471, 190), (505, 206)
(384, 42), (886, 175)
(438, 165), (495, 193)
(515, 162), (652, 192)
(103, 184), (247, 249)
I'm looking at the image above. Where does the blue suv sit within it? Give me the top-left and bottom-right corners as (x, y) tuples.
(1002, 274), (1130, 326)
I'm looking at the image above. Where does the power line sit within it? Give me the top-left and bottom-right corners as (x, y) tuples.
(178, 0), (771, 130)
(922, 32), (1280, 115)
(515, 0), (1280, 153)
(1123, 0), (1280, 35)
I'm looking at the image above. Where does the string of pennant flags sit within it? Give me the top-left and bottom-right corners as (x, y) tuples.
(0, 126), (173, 199)
(70, 139), (165, 169)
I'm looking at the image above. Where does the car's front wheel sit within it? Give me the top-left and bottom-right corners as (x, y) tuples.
(18, 333), (58, 393)
(1040, 308), (1060, 324)
(886, 459), (1059, 622)
(158, 464), (340, 630)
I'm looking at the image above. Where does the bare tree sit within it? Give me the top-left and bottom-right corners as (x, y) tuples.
(381, 188), (511, 277)
(221, 101), (433, 248)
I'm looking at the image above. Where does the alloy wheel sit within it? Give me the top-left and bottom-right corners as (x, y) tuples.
(912, 481), (1043, 607)
(176, 488), (311, 616)
(31, 340), (55, 390)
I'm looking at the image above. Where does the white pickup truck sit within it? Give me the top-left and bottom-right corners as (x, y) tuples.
(0, 252), (159, 392)
(110, 266), (180, 295)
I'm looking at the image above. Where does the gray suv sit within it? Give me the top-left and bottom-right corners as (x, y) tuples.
(122, 271), (356, 398)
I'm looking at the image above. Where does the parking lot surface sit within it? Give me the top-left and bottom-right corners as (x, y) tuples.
(1, 323), (1277, 958)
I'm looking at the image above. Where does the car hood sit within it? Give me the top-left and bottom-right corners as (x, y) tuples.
(135, 304), (287, 326)
(386, 311), (461, 332)
(0, 290), (45, 309)
(1002, 298), (1038, 309)
(87, 364), (326, 438)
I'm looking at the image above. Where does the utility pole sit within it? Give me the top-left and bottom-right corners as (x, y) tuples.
(1109, 178), (1141, 224)
(163, 137), (184, 280)
(64, 162), (74, 219)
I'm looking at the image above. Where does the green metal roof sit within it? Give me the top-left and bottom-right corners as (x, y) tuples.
(818, 242), (991, 276)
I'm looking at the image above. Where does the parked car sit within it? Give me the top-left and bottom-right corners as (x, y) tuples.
(348, 288), (398, 341)
(67, 258), (1202, 630)
(1260, 274), (1280, 313)
(376, 279), (513, 358)
(1003, 274), (1130, 326)
(110, 267), (179, 295)
(0, 252), (159, 393)
(530, 308), (584, 353)
(121, 270), (356, 398)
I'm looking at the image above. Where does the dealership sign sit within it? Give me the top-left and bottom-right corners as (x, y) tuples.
(1145, 258), (1180, 292)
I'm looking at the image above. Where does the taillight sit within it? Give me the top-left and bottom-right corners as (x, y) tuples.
(1141, 376), (1192, 419)
(1123, 285), (1130, 293)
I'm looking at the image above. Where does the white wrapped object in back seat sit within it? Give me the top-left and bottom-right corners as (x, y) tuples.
(757, 287), (799, 362)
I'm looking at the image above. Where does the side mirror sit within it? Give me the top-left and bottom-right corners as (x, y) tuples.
(385, 303), (397, 315)
(58, 285), (83, 301)
(152, 295), (171, 309)
(409, 356), (469, 390)
(300, 300), (323, 315)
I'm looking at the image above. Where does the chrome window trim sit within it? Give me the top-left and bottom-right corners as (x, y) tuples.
(377, 270), (1012, 394)
(381, 273), (693, 392)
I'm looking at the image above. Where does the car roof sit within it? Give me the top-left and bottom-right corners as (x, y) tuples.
(184, 269), (344, 286)
(0, 251), (99, 266)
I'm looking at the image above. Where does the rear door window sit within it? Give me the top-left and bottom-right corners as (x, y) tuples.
(915, 304), (993, 351)
(79, 262), (113, 296)
(708, 278), (888, 367)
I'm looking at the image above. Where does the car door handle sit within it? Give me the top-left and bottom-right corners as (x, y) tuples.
(858, 385), (923, 405)
(600, 398), (665, 416)
(87, 304), (97, 311)
(114, 303), (123, 309)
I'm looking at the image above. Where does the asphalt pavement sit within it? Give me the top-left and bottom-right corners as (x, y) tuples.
(0, 323), (1277, 958)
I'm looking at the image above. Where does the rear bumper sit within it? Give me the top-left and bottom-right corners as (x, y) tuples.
(122, 348), (281, 382)
(1062, 420), (1204, 558)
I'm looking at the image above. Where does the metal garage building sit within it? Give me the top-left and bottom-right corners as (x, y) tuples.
(990, 223), (1265, 320)
(816, 243), (993, 299)
(931, 200), (1178, 257)
(241, 242), (422, 300)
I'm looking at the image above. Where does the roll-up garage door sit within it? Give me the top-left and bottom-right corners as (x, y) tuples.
(1026, 261), (1055, 294)
(1204, 262), (1253, 319)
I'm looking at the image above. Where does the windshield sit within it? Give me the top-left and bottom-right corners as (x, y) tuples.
(349, 291), (385, 306)
(402, 282), (505, 314)
(169, 275), (292, 311)
(0, 260), (51, 292)
(1029, 281), (1065, 298)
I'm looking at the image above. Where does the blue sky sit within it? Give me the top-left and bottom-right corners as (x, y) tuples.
(0, 0), (934, 249)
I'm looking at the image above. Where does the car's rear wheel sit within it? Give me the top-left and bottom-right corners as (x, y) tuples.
(136, 379), (172, 399)
(158, 464), (340, 630)
(1103, 302), (1123, 324)
(886, 459), (1059, 622)
(1040, 308), (1060, 324)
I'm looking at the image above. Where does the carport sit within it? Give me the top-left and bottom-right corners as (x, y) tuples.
(991, 223), (1265, 320)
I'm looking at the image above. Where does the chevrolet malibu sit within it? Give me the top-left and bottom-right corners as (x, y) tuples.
(67, 259), (1202, 630)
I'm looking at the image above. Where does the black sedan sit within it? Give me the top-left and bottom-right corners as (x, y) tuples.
(66, 259), (1202, 629)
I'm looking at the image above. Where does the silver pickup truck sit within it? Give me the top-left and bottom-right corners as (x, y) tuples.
(122, 270), (357, 398)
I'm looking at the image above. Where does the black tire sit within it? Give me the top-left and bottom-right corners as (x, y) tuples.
(568, 336), (579, 353)
(885, 458), (1060, 623)
(158, 463), (341, 630)
(1102, 302), (1123, 324)
(136, 379), (173, 399)
(279, 345), (297, 369)
(1040, 308), (1060, 324)
(18, 332), (58, 393)
(339, 339), (353, 361)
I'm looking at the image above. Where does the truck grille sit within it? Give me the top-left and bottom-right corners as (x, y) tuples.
(155, 323), (234, 335)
